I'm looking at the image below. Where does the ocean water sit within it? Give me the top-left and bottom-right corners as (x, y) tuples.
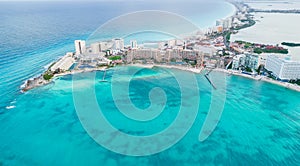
(0, 66), (299, 165)
(1, 1), (300, 166)
(0, 0), (235, 109)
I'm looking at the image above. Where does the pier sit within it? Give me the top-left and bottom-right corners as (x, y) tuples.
(204, 69), (217, 90)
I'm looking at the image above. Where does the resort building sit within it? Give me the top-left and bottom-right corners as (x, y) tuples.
(244, 53), (259, 70)
(74, 40), (86, 55)
(50, 52), (75, 72)
(168, 39), (176, 48)
(258, 55), (267, 67)
(90, 43), (102, 55)
(265, 55), (300, 80)
(232, 53), (258, 70)
(215, 18), (232, 31)
(232, 54), (246, 70)
(130, 40), (138, 49)
(126, 48), (159, 63)
(126, 48), (203, 64)
(113, 38), (124, 50)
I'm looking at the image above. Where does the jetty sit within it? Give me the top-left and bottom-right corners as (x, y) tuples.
(204, 69), (217, 90)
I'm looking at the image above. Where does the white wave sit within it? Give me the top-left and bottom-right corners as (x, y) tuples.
(44, 59), (60, 70)
(44, 62), (53, 69)
(10, 100), (17, 104)
(20, 80), (28, 89)
(6, 105), (16, 110)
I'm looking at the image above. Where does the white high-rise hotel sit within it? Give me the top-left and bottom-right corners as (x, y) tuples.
(130, 40), (138, 49)
(74, 40), (86, 55)
(113, 38), (124, 50)
(265, 55), (300, 80)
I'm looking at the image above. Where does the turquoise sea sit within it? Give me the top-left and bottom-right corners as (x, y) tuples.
(0, 1), (299, 166)
(1, 66), (300, 165)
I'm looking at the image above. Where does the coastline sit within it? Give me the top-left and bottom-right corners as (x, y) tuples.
(21, 2), (238, 92)
(23, 63), (300, 93)
(20, 1), (300, 94)
(214, 68), (300, 92)
(129, 65), (300, 93)
(21, 67), (108, 92)
(128, 64), (203, 74)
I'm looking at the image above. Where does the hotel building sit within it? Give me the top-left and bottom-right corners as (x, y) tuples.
(74, 40), (86, 55)
(232, 53), (259, 70)
(113, 38), (124, 50)
(265, 55), (300, 80)
(130, 40), (138, 49)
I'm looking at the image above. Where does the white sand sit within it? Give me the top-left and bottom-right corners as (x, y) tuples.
(129, 64), (203, 74)
(215, 68), (300, 92)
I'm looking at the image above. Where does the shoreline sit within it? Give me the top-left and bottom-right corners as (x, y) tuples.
(21, 2), (239, 92)
(20, 2), (300, 94)
(214, 68), (300, 92)
(128, 64), (203, 74)
(21, 67), (108, 92)
(23, 63), (300, 93)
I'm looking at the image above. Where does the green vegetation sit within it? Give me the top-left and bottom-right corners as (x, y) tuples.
(235, 40), (254, 49)
(289, 79), (300, 86)
(235, 40), (288, 54)
(281, 42), (300, 47)
(234, 19), (256, 30)
(245, 67), (252, 73)
(254, 48), (288, 54)
(43, 73), (53, 81)
(170, 58), (176, 62)
(244, 42), (252, 49)
(109, 56), (121, 61)
(235, 40), (253, 46)
(253, 48), (263, 54)
(256, 65), (264, 75)
(225, 32), (231, 43)
(47, 62), (56, 70)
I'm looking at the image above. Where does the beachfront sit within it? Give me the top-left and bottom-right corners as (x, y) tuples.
(214, 68), (300, 92)
(21, 1), (300, 94)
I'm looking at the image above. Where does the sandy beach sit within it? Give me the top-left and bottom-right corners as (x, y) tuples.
(214, 68), (300, 92)
(128, 64), (203, 74)
(22, 63), (300, 93)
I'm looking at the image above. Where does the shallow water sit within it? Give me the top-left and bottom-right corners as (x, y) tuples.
(1, 1), (299, 165)
(0, 66), (299, 165)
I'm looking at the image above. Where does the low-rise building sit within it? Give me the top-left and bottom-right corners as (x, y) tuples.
(50, 52), (75, 72)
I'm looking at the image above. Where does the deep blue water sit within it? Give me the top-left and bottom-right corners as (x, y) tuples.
(1, 1), (299, 166)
